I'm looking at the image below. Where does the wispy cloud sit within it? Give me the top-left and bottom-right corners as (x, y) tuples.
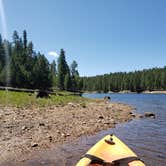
(48, 51), (59, 58)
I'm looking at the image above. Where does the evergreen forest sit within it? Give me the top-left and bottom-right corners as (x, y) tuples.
(0, 30), (81, 91)
(0, 30), (166, 93)
(82, 67), (166, 92)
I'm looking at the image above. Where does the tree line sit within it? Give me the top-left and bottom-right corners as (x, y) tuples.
(1, 30), (165, 93)
(0, 30), (81, 91)
(81, 67), (166, 92)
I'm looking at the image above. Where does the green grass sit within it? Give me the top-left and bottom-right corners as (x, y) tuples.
(0, 90), (88, 108)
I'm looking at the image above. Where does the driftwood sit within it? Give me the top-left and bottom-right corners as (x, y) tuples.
(0, 86), (82, 97)
(0, 86), (35, 93)
(0, 86), (57, 95)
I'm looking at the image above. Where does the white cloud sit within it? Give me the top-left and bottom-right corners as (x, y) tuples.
(48, 51), (59, 58)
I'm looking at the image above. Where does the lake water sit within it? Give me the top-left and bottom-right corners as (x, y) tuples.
(11, 93), (166, 166)
(82, 93), (166, 166)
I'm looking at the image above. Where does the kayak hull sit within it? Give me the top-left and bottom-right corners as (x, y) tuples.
(76, 134), (145, 166)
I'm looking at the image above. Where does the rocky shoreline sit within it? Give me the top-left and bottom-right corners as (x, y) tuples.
(0, 100), (135, 164)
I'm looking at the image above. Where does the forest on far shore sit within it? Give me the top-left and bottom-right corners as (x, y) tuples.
(0, 30), (166, 92)
(82, 67), (166, 92)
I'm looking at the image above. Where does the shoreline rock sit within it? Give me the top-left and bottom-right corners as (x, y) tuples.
(144, 112), (156, 118)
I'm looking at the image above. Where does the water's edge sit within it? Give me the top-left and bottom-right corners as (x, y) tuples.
(2, 93), (166, 166)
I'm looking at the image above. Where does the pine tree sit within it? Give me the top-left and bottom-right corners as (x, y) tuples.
(71, 60), (79, 76)
(64, 73), (71, 91)
(12, 31), (20, 53)
(11, 31), (32, 88)
(23, 30), (27, 49)
(50, 60), (57, 87)
(70, 60), (79, 91)
(57, 49), (70, 90)
(33, 54), (51, 89)
(27, 42), (34, 56)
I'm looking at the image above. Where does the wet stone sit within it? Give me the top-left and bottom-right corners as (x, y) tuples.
(31, 143), (38, 147)
(39, 123), (45, 126)
(61, 133), (65, 137)
(138, 114), (144, 118)
(98, 115), (104, 119)
(104, 121), (110, 125)
(131, 113), (136, 117)
(144, 112), (155, 118)
(110, 119), (116, 124)
(21, 126), (27, 130)
(48, 136), (52, 142)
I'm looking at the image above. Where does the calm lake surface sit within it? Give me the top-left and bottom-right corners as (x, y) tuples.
(13, 94), (166, 166)
(82, 93), (166, 166)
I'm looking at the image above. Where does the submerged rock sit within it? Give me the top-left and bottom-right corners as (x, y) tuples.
(104, 96), (111, 100)
(138, 114), (144, 118)
(131, 113), (136, 117)
(144, 112), (155, 118)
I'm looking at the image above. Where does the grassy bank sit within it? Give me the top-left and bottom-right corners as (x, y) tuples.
(0, 90), (87, 108)
(0, 89), (135, 165)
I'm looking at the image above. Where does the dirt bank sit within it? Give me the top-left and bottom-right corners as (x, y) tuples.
(0, 100), (134, 164)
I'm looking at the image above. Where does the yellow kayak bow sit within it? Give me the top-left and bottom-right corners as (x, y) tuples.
(76, 134), (145, 166)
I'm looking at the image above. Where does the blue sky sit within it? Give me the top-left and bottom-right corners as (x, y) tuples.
(0, 0), (166, 76)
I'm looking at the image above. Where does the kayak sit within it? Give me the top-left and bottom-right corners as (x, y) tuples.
(76, 134), (145, 166)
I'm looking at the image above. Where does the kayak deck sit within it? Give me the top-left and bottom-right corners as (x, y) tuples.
(76, 134), (145, 166)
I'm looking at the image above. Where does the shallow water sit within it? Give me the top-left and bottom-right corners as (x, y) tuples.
(82, 93), (166, 166)
(4, 94), (166, 166)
